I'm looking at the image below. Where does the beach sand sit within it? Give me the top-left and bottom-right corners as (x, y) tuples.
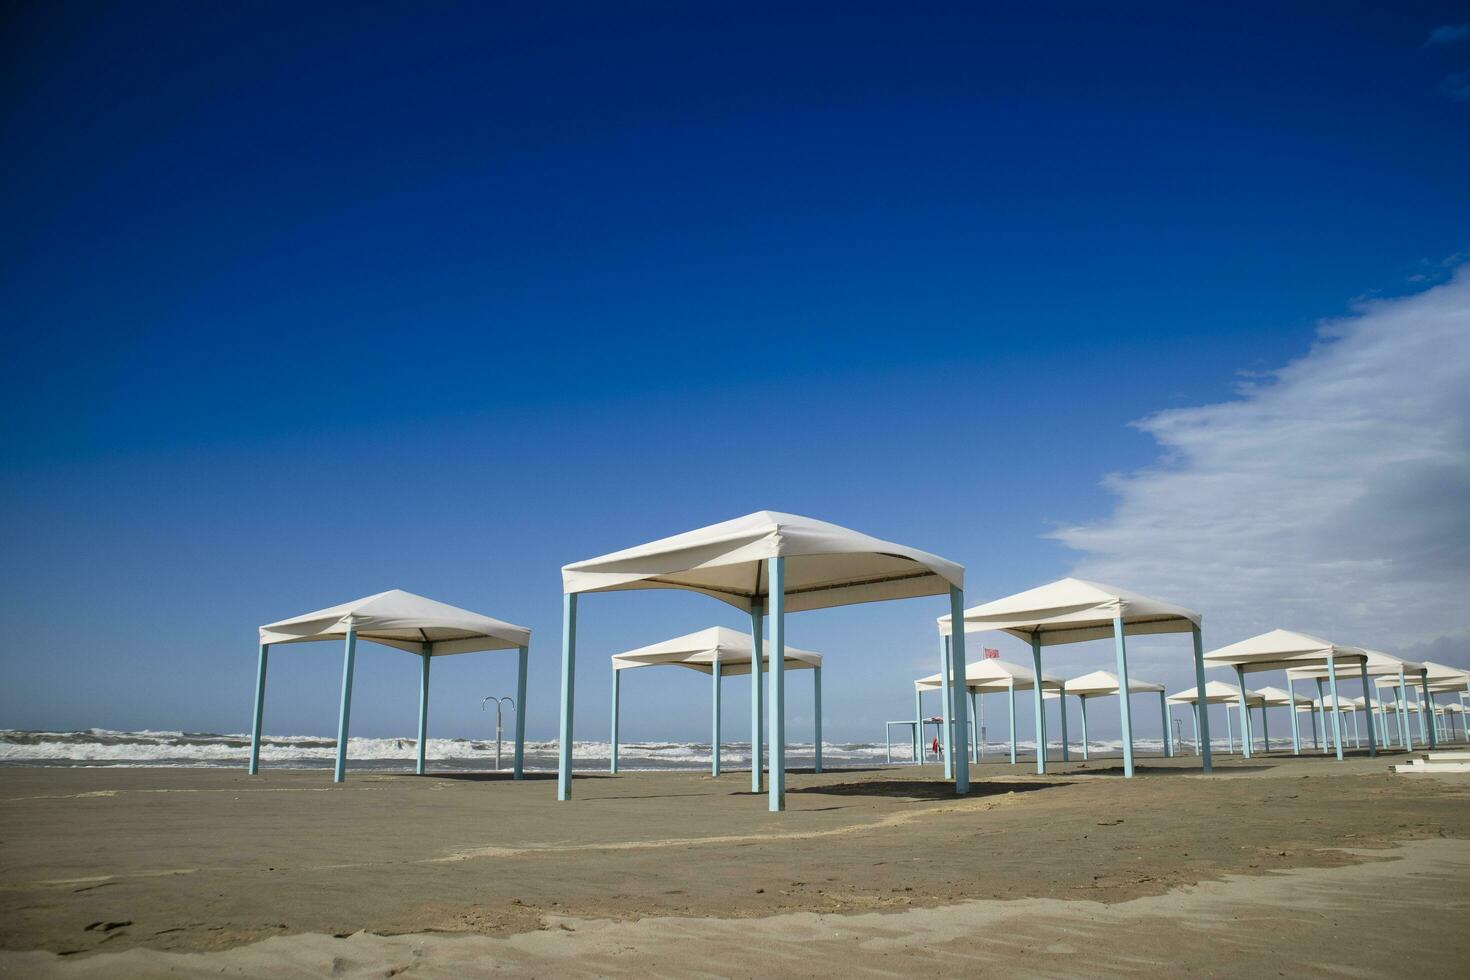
(2, 752), (1467, 977)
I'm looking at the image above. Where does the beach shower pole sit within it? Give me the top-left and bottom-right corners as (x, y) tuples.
(1288, 679), (1301, 755)
(948, 586), (970, 795)
(609, 670), (620, 773)
(557, 593), (577, 801)
(1326, 656), (1345, 761)
(1225, 704), (1234, 754)
(768, 557), (786, 812)
(939, 635), (953, 780)
(1008, 678), (1017, 764)
(1361, 661), (1377, 758)
(333, 624), (357, 783)
(1315, 679), (1328, 754)
(1159, 692), (1171, 757)
(712, 660), (722, 777)
(970, 691), (979, 763)
(514, 645), (528, 780)
(813, 665), (822, 774)
(1113, 618), (1135, 777)
(416, 643), (431, 775)
(912, 687), (922, 764)
(1191, 626), (1212, 773)
(1031, 636), (1046, 775)
(248, 643), (269, 775)
(1190, 702), (1199, 756)
(481, 696), (513, 771)
(1399, 671), (1412, 749)
(751, 600), (763, 790)
(1059, 684), (1070, 762)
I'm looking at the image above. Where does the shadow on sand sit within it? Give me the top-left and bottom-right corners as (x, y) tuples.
(790, 778), (1067, 801)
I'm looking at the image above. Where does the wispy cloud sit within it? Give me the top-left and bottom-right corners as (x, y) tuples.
(1426, 23), (1470, 45)
(1051, 267), (1470, 667)
(1438, 71), (1470, 100)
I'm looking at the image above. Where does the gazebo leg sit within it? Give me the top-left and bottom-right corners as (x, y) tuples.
(1190, 703), (1199, 756)
(333, 627), (357, 783)
(1112, 617), (1135, 777)
(970, 691), (980, 763)
(1008, 680), (1017, 764)
(1191, 627), (1212, 773)
(1315, 679), (1329, 754)
(940, 635), (953, 780)
(1060, 686), (1070, 763)
(1225, 705), (1233, 754)
(813, 665), (822, 774)
(1260, 705), (1269, 754)
(610, 663), (620, 773)
(416, 644), (430, 776)
(1288, 678), (1301, 755)
(712, 661), (722, 778)
(751, 600), (763, 790)
(913, 688), (922, 765)
(1159, 692), (1171, 758)
(248, 644), (269, 775)
(1361, 661), (1377, 758)
(948, 586), (970, 794)
(1326, 656), (1344, 761)
(1233, 666), (1253, 759)
(1309, 705), (1318, 750)
(1399, 675), (1412, 749)
(1422, 675), (1438, 749)
(557, 594), (577, 801)
(1030, 637), (1046, 776)
(514, 645), (527, 780)
(768, 557), (786, 812)
(1081, 697), (1090, 760)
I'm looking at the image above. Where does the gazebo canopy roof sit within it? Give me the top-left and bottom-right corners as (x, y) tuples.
(561, 511), (964, 613)
(1285, 649), (1424, 681)
(938, 577), (1200, 644)
(1421, 660), (1470, 685)
(914, 658), (1064, 693)
(1203, 629), (1368, 674)
(1300, 694), (1363, 711)
(259, 589), (530, 655)
(609, 626), (820, 677)
(1168, 680), (1265, 706)
(1253, 685), (1313, 707)
(1060, 669), (1165, 697)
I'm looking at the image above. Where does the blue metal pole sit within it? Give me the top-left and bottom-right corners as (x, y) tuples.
(333, 627), (357, 783)
(416, 644), (430, 775)
(1030, 636), (1046, 775)
(1361, 661), (1377, 758)
(1081, 696), (1090, 759)
(1326, 656), (1344, 761)
(514, 645), (527, 780)
(970, 691), (979, 763)
(1060, 684), (1070, 762)
(1008, 678), (1017, 764)
(1159, 692), (1171, 757)
(939, 634), (953, 780)
(812, 665), (822, 774)
(1233, 666), (1253, 759)
(948, 586), (970, 794)
(913, 687), (922, 764)
(557, 593), (577, 801)
(1287, 677), (1301, 755)
(1113, 617), (1135, 778)
(248, 643), (268, 775)
(1192, 626), (1212, 773)
(1422, 673), (1437, 748)
(750, 600), (763, 790)
(712, 660), (722, 777)
(609, 667), (620, 774)
(768, 557), (786, 812)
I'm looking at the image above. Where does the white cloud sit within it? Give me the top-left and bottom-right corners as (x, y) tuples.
(1426, 23), (1470, 45)
(1052, 267), (1470, 669)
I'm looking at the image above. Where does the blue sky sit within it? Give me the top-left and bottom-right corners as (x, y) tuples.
(3, 3), (1468, 746)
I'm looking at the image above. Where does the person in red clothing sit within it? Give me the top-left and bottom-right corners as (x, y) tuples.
(931, 735), (941, 757)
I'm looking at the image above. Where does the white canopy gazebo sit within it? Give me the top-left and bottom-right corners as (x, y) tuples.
(1058, 670), (1170, 762)
(608, 626), (823, 777)
(914, 659), (1064, 765)
(1422, 661), (1470, 745)
(1204, 630), (1372, 762)
(560, 511), (967, 811)
(1168, 681), (1265, 757)
(1288, 650), (1427, 753)
(940, 578), (1205, 777)
(253, 589), (531, 782)
(1254, 685), (1317, 753)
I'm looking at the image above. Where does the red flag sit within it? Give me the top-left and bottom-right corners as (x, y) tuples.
(983, 647), (1000, 659)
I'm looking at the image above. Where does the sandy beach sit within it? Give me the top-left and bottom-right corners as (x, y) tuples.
(2, 752), (1467, 977)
